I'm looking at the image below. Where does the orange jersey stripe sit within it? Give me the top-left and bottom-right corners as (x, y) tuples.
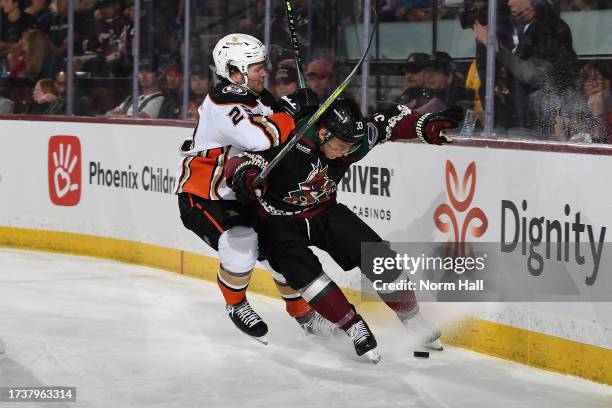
(176, 148), (227, 199)
(266, 112), (296, 144)
(203, 210), (224, 233)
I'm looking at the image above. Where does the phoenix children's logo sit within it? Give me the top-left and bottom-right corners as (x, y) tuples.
(285, 159), (334, 206)
(48, 136), (81, 206)
(434, 161), (488, 256)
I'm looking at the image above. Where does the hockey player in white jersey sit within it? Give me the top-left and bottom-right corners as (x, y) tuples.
(175, 33), (334, 343)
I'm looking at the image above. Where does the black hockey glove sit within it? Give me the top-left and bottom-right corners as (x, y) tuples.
(414, 106), (463, 145)
(227, 154), (269, 204)
(279, 88), (320, 122)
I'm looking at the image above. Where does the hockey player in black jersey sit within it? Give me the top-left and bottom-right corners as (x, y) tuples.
(225, 92), (461, 361)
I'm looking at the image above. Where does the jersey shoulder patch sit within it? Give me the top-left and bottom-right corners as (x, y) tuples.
(209, 83), (258, 107)
(222, 84), (248, 95)
(367, 122), (378, 148)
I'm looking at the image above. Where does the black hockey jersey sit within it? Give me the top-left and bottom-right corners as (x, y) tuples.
(238, 104), (414, 218)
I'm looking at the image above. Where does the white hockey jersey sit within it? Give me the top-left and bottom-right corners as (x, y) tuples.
(174, 82), (295, 200)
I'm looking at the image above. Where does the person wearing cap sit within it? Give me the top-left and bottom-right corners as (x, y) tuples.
(274, 50), (297, 70)
(395, 52), (431, 107)
(105, 59), (165, 118)
(271, 66), (299, 98)
(305, 57), (336, 100)
(403, 52), (429, 90)
(422, 54), (474, 112)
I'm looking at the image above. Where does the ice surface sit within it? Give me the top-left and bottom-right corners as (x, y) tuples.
(0, 248), (610, 408)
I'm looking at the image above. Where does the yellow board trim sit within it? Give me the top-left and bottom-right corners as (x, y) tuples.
(443, 317), (612, 385)
(1, 226), (610, 385)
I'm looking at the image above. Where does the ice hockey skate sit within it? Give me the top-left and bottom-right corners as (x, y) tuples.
(345, 316), (381, 363)
(226, 299), (269, 345)
(401, 313), (443, 351)
(296, 310), (341, 337)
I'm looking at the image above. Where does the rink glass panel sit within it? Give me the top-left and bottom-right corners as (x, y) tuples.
(0, 0), (610, 141)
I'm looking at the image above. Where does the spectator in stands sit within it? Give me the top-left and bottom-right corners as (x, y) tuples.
(271, 65), (299, 98)
(43, 0), (92, 70)
(163, 63), (182, 95)
(28, 77), (58, 114)
(158, 63), (182, 119)
(184, 64), (211, 120)
(554, 60), (611, 142)
(577, 60), (611, 142)
(473, 0), (577, 130)
(395, 52), (430, 107)
(25, 0), (53, 30)
(84, 0), (125, 76)
(422, 53), (474, 112)
(305, 56), (336, 100)
(118, 0), (159, 75)
(54, 68), (67, 93)
(468, 1), (517, 129)
(42, 69), (93, 115)
(45, 0), (69, 55)
(8, 29), (58, 80)
(105, 58), (165, 118)
(273, 50), (296, 70)
(0, 0), (36, 54)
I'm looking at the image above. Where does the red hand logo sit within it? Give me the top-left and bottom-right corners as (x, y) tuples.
(48, 136), (81, 206)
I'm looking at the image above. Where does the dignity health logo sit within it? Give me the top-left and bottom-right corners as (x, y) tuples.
(48, 136), (81, 206)
(434, 161), (488, 256)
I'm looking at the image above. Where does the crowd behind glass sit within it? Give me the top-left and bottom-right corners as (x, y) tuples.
(0, 0), (610, 143)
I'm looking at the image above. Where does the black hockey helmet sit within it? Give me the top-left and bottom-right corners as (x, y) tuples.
(319, 97), (365, 146)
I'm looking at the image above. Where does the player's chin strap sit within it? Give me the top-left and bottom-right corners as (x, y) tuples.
(226, 63), (260, 97)
(252, 9), (378, 187)
(322, 129), (334, 143)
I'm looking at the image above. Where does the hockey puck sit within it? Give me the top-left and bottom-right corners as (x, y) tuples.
(413, 351), (430, 358)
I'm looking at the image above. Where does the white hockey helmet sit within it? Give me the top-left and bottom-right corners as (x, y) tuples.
(213, 33), (268, 89)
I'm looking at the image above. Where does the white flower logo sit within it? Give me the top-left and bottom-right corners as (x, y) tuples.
(52, 143), (79, 198)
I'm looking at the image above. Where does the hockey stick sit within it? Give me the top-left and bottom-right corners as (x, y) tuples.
(283, 0), (306, 87)
(252, 12), (377, 187)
